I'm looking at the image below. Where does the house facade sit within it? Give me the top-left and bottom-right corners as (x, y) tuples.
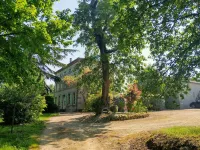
(54, 58), (85, 112)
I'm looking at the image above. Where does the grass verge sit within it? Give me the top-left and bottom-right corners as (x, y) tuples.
(0, 113), (58, 150)
(158, 126), (200, 137)
(117, 126), (200, 150)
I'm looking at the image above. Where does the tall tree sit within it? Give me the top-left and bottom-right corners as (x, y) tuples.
(0, 0), (74, 84)
(115, 0), (200, 79)
(74, 0), (145, 113)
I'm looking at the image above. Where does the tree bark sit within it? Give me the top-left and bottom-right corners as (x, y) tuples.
(11, 104), (16, 134)
(100, 54), (110, 113)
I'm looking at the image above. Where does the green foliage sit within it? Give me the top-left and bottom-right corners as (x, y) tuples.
(133, 101), (148, 113)
(43, 95), (59, 113)
(139, 66), (189, 100)
(0, 81), (46, 125)
(2, 96), (46, 125)
(0, 0), (74, 84)
(74, 0), (145, 107)
(143, 98), (165, 111)
(116, 0), (199, 82)
(110, 113), (149, 121)
(114, 97), (125, 112)
(0, 113), (57, 150)
(84, 92), (104, 115)
(110, 105), (118, 113)
(159, 126), (200, 137)
(165, 99), (180, 110)
(137, 66), (189, 110)
(146, 133), (200, 150)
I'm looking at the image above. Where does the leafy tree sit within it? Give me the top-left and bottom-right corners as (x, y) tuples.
(115, 0), (200, 80)
(0, 77), (46, 132)
(73, 0), (145, 113)
(0, 0), (74, 84)
(137, 66), (189, 110)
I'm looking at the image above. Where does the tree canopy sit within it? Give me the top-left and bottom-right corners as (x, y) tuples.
(115, 0), (200, 79)
(73, 0), (145, 112)
(0, 0), (74, 84)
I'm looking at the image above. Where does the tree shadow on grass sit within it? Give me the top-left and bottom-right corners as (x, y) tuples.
(40, 113), (110, 146)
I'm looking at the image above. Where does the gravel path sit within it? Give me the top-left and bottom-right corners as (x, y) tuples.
(40, 109), (200, 150)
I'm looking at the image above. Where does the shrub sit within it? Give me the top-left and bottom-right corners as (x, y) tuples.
(43, 95), (58, 113)
(114, 97), (125, 112)
(110, 113), (149, 121)
(165, 99), (180, 109)
(84, 93), (103, 115)
(133, 101), (148, 113)
(0, 84), (46, 125)
(146, 133), (199, 150)
(143, 98), (165, 111)
(1, 95), (46, 125)
(110, 105), (118, 113)
(126, 83), (142, 112)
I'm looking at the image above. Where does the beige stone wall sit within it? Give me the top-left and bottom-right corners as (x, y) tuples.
(54, 59), (85, 112)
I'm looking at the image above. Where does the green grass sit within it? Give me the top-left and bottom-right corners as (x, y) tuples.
(0, 113), (58, 150)
(158, 126), (200, 137)
(39, 113), (59, 121)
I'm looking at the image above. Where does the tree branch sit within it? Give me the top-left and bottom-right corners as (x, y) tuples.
(0, 32), (25, 37)
(105, 49), (117, 54)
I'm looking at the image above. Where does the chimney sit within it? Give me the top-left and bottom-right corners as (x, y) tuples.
(70, 58), (72, 63)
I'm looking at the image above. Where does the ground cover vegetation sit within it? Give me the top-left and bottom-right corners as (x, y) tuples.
(117, 126), (200, 150)
(0, 113), (58, 150)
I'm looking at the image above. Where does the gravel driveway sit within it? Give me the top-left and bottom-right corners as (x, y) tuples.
(40, 109), (200, 150)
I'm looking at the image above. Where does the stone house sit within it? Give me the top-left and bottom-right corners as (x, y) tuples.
(54, 58), (85, 112)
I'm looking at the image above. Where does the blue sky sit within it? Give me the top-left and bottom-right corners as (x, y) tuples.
(53, 0), (85, 67)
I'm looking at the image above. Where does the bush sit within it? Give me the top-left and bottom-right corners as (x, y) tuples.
(165, 99), (180, 109)
(110, 105), (118, 113)
(146, 133), (199, 150)
(84, 93), (103, 115)
(110, 113), (149, 121)
(143, 98), (165, 111)
(0, 84), (46, 125)
(133, 101), (148, 113)
(114, 97), (125, 112)
(43, 95), (58, 113)
(1, 95), (46, 125)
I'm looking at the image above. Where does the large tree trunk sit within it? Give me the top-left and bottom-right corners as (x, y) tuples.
(100, 54), (110, 114)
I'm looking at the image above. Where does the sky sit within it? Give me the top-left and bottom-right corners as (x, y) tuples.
(53, 0), (85, 67)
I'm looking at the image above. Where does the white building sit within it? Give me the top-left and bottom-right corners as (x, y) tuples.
(166, 81), (200, 109)
(179, 81), (200, 109)
(54, 58), (85, 112)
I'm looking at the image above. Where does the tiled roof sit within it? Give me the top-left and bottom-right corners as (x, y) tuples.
(55, 57), (84, 74)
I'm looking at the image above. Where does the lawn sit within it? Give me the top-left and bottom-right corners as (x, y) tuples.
(158, 126), (200, 137)
(118, 126), (200, 149)
(0, 113), (58, 150)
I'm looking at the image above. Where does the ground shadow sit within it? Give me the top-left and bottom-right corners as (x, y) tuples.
(40, 113), (110, 146)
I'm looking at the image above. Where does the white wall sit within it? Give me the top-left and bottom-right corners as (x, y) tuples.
(180, 82), (200, 109)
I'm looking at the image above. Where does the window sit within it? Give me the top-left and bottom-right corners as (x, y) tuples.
(63, 95), (65, 108)
(58, 96), (60, 107)
(68, 93), (70, 105)
(55, 97), (57, 105)
(73, 92), (76, 105)
(59, 83), (61, 91)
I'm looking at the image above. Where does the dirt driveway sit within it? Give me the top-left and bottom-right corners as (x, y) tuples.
(40, 109), (200, 150)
